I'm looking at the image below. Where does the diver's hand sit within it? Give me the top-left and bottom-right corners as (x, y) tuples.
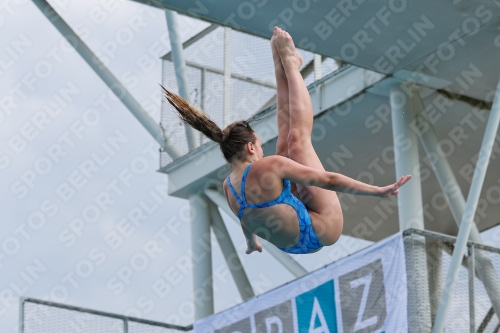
(245, 240), (263, 254)
(379, 175), (412, 198)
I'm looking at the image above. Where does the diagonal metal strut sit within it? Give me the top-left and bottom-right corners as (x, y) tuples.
(432, 77), (500, 332)
(31, 0), (182, 160)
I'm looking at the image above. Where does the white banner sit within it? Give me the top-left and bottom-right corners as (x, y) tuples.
(194, 232), (407, 333)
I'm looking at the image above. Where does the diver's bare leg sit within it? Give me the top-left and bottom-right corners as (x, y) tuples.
(272, 27), (290, 158)
(275, 28), (343, 245)
(272, 27), (300, 196)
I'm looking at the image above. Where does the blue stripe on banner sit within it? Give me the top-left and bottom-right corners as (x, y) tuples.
(296, 280), (338, 333)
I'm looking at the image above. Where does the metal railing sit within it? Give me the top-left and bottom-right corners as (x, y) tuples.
(19, 297), (192, 333)
(403, 228), (500, 333)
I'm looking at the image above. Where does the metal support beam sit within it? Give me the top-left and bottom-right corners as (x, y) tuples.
(469, 245), (476, 333)
(426, 239), (442, 324)
(432, 78), (500, 332)
(31, 0), (182, 160)
(413, 89), (469, 227)
(200, 68), (206, 146)
(161, 24), (218, 61)
(413, 88), (500, 320)
(19, 297), (24, 333)
(302, 55), (327, 80)
(165, 9), (198, 151)
(204, 188), (308, 278)
(223, 27), (231, 127)
(390, 84), (424, 230)
(189, 193), (213, 320)
(208, 201), (255, 301)
(390, 83), (431, 332)
(314, 54), (322, 81)
(183, 60), (275, 89)
(124, 318), (129, 333)
(478, 308), (495, 333)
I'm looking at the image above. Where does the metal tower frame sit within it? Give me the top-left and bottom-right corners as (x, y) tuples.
(30, 0), (500, 330)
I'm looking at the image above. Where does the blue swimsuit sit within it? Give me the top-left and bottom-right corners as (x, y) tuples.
(226, 163), (323, 254)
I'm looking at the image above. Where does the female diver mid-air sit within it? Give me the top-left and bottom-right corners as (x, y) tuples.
(163, 27), (411, 255)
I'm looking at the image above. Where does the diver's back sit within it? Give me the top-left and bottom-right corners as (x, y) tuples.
(224, 161), (301, 247)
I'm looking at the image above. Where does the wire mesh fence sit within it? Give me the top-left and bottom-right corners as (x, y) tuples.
(159, 25), (340, 169)
(403, 229), (500, 333)
(20, 298), (192, 333)
(473, 246), (500, 333)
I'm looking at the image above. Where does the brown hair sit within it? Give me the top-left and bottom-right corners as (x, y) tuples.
(162, 86), (256, 163)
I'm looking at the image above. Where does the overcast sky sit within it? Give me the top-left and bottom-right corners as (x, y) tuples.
(2, 1), (500, 332)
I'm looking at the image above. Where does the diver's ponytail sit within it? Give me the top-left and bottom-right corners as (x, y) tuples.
(162, 86), (224, 144)
(162, 86), (257, 163)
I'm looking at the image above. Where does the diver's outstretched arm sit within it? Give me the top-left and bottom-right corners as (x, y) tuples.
(265, 155), (412, 197)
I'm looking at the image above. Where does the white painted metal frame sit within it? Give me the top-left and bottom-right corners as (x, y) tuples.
(200, 67), (206, 146)
(468, 245), (476, 333)
(223, 27), (231, 127)
(161, 24), (218, 61)
(36, 0), (500, 326)
(413, 88), (500, 320)
(390, 83), (425, 231)
(182, 60), (276, 89)
(165, 9), (198, 151)
(30, 0), (182, 160)
(209, 201), (255, 301)
(34, 3), (381, 319)
(314, 54), (322, 81)
(390, 83), (431, 331)
(432, 78), (500, 332)
(19, 297), (193, 331)
(189, 193), (214, 320)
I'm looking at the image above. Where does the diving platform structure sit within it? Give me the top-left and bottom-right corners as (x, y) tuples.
(29, 0), (500, 331)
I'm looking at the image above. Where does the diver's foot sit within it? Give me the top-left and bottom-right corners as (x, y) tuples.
(274, 27), (302, 71)
(271, 27), (286, 78)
